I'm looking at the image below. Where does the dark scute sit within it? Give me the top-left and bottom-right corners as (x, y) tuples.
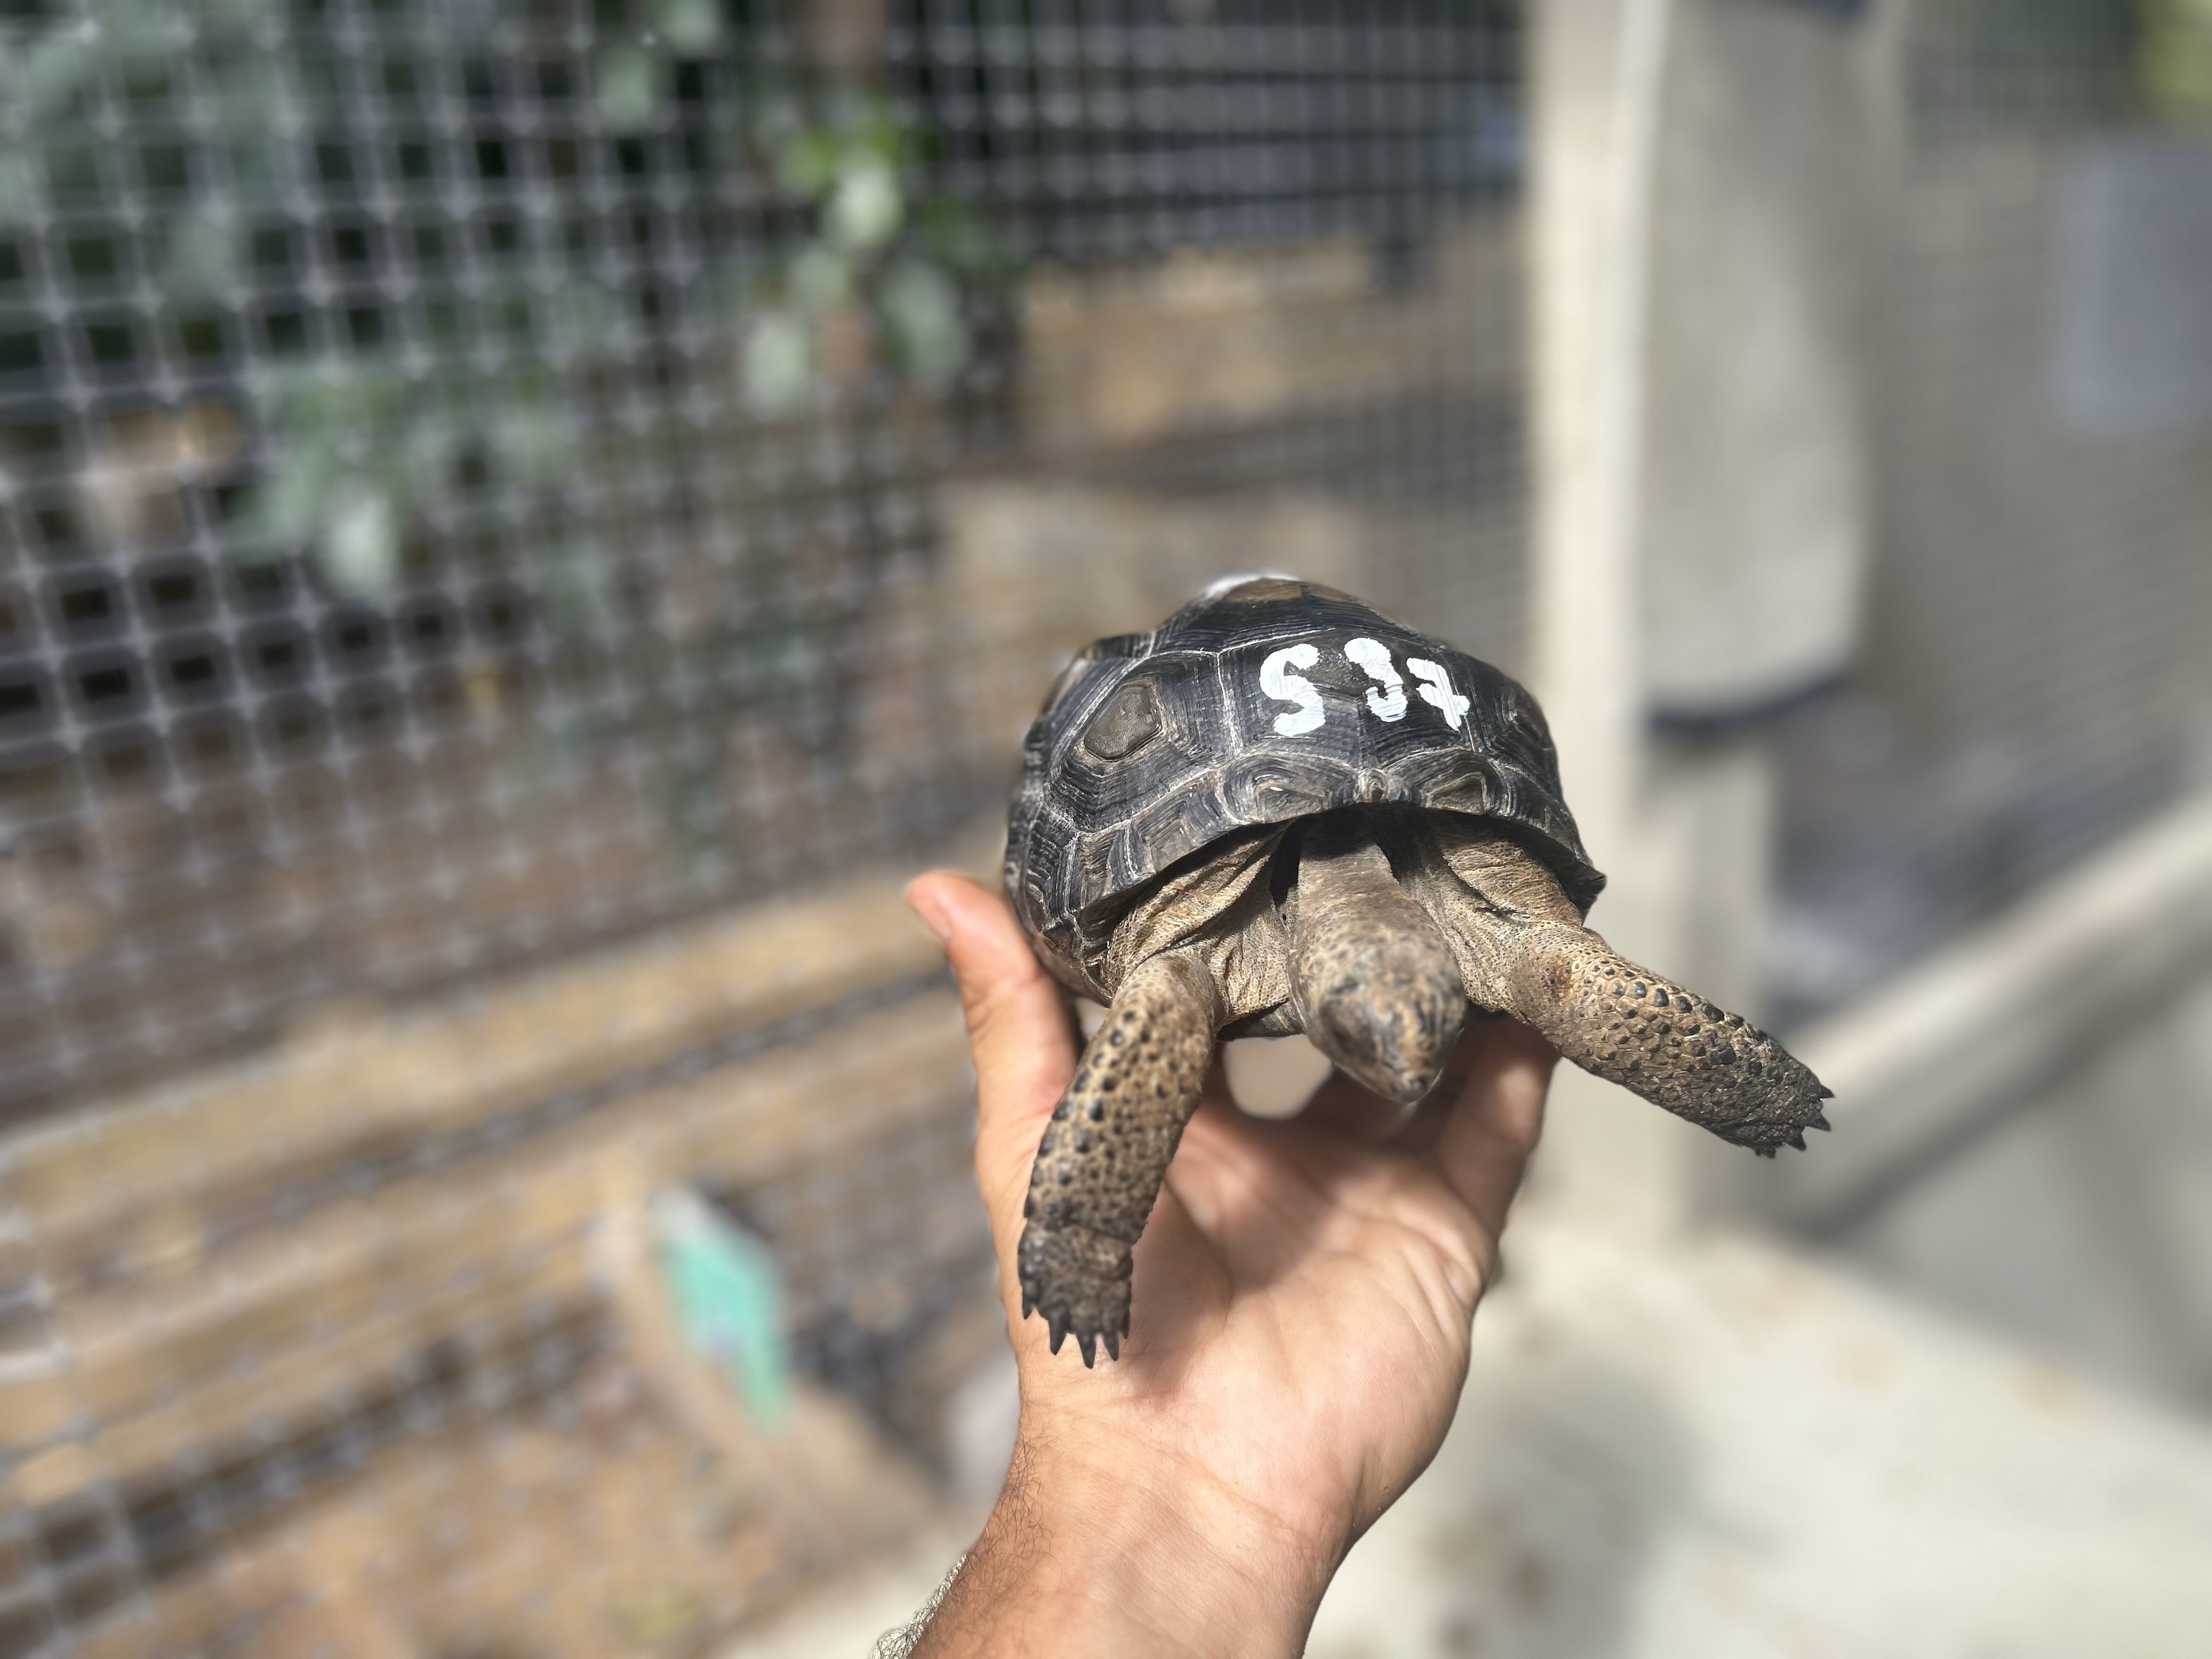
(1085, 679), (1165, 761)
(1038, 631), (1150, 723)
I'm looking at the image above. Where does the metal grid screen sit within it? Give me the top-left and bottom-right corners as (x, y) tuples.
(1766, 0), (2212, 1024)
(0, 4), (1527, 1655)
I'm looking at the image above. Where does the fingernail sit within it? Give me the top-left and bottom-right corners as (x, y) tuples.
(906, 887), (952, 944)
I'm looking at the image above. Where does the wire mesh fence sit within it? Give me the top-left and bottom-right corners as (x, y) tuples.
(3, 0), (2205, 1652)
(0, 3), (1527, 1654)
(0, 0), (1523, 1121)
(1764, 0), (2212, 1025)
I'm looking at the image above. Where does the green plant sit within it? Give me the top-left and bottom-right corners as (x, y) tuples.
(1, 0), (1013, 603)
(2142, 0), (2212, 122)
(0, 0), (306, 298)
(729, 82), (1011, 417)
(1912, 0), (2212, 132)
(237, 283), (619, 604)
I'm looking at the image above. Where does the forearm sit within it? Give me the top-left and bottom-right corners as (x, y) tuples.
(915, 1433), (1336, 1659)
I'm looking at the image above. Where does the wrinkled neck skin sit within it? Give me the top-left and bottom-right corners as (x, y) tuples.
(1388, 813), (1589, 1013)
(1096, 827), (1296, 1037)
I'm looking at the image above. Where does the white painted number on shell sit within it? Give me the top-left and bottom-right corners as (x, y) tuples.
(1407, 658), (1470, 729)
(1260, 643), (1325, 736)
(1344, 636), (1408, 721)
(1258, 640), (1471, 736)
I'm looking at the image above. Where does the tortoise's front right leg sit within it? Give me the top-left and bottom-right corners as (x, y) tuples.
(1018, 949), (1217, 1367)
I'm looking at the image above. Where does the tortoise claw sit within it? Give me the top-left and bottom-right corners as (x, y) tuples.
(1019, 1221), (1134, 1365)
(1819, 1085), (1835, 1099)
(1809, 1110), (1832, 1132)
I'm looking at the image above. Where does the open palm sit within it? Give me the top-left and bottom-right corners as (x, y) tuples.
(905, 872), (1556, 1657)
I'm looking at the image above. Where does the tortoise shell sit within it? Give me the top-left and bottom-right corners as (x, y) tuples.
(1005, 576), (1605, 1000)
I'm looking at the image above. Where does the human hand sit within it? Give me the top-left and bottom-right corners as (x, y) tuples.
(902, 872), (1556, 1658)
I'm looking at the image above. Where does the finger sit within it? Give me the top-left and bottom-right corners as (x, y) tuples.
(1296, 1066), (1411, 1141)
(1156, 1052), (1261, 1214)
(1431, 1019), (1556, 1239)
(906, 872), (1079, 1242)
(1161, 1086), (1290, 1244)
(1392, 1016), (1511, 1154)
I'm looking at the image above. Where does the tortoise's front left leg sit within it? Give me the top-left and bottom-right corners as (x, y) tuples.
(1017, 949), (1217, 1367)
(1401, 825), (1832, 1155)
(1483, 922), (1832, 1153)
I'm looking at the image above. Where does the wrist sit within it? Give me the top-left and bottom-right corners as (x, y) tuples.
(917, 1425), (1338, 1658)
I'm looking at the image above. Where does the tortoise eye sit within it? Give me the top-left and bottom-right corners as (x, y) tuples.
(1084, 680), (1163, 761)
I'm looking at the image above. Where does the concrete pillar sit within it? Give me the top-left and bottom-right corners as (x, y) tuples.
(1530, 0), (1685, 1227)
(1529, 0), (1899, 1224)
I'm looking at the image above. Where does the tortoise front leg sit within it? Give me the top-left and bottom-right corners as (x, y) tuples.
(1017, 949), (1216, 1367)
(1402, 828), (1831, 1154)
(1482, 920), (1832, 1152)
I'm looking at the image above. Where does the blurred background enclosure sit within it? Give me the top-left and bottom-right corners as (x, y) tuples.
(0, 1), (2207, 1656)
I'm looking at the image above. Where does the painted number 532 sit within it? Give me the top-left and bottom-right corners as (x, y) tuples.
(1260, 638), (1471, 737)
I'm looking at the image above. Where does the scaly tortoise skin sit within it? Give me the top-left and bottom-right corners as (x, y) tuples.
(1003, 577), (1830, 1365)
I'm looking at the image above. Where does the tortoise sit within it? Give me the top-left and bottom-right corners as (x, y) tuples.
(1003, 576), (1831, 1367)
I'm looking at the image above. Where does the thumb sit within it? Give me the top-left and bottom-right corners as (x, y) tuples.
(906, 872), (1077, 1244)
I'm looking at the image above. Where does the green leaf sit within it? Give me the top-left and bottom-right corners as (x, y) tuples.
(849, 101), (906, 167)
(211, 57), (290, 135)
(595, 44), (661, 135)
(238, 444), (336, 546)
(921, 197), (1014, 286)
(877, 257), (969, 390)
(96, 0), (184, 66)
(318, 484), (401, 599)
(542, 524), (613, 628)
(13, 22), (104, 127)
(204, 0), (284, 26)
(423, 298), (465, 345)
(544, 280), (622, 359)
(2143, 0), (2212, 123)
(775, 128), (843, 196)
(786, 242), (853, 315)
(0, 154), (41, 225)
(656, 0), (725, 55)
(825, 155), (903, 251)
(749, 88), (804, 155)
(495, 405), (579, 487)
(741, 309), (814, 417)
(161, 208), (240, 302)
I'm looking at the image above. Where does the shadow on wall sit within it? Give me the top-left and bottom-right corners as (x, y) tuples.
(1309, 1348), (1691, 1659)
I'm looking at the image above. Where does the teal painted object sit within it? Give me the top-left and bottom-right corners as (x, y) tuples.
(651, 1187), (792, 1427)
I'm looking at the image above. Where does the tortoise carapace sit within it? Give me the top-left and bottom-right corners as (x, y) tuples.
(1003, 577), (1830, 1365)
